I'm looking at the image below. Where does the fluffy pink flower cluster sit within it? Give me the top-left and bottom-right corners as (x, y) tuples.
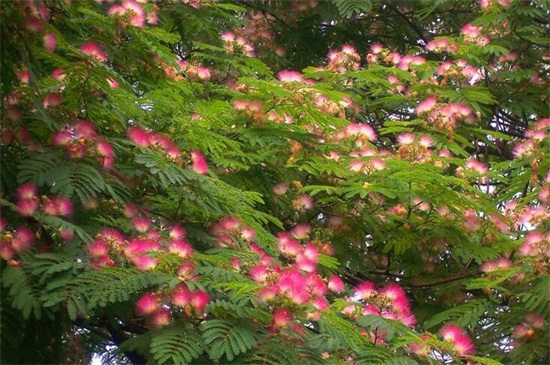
(87, 208), (196, 274)
(480, 256), (512, 273)
(327, 45), (361, 73)
(211, 216), (257, 249)
(435, 60), (481, 84)
(232, 99), (264, 120)
(395, 132), (434, 163)
(334, 122), (377, 150)
(15, 183), (72, 217)
(127, 126), (208, 174)
(221, 31), (255, 57)
(512, 312), (545, 344)
(513, 118), (549, 158)
(366, 43), (425, 71)
(461, 23), (490, 46)
(519, 231), (550, 258)
(134, 285), (210, 329)
(108, 0), (158, 28)
(425, 37), (459, 54)
(212, 217), (343, 332)
(0, 219), (35, 262)
(175, 60), (212, 81)
(52, 119), (115, 169)
(342, 282), (416, 332)
(415, 97), (475, 131)
(439, 324), (475, 356)
(80, 42), (108, 62)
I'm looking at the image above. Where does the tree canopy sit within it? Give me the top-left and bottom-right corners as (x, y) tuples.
(1, 0), (549, 364)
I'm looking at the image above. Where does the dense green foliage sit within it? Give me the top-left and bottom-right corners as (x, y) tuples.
(1, 0), (549, 364)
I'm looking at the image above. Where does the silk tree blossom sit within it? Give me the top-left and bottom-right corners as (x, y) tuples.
(519, 231), (549, 257)
(80, 42), (108, 62)
(439, 324), (475, 356)
(190, 150), (208, 174)
(292, 194), (314, 211)
(108, 0), (145, 27)
(271, 308), (293, 330)
(328, 274), (345, 293)
(43, 195), (73, 216)
(425, 38), (458, 53)
(327, 44), (361, 73)
(12, 227), (35, 252)
(168, 239), (193, 258)
(344, 122), (377, 142)
(354, 281), (376, 300)
(135, 293), (159, 316)
(43, 32), (57, 52)
(291, 223), (311, 240)
(278, 70), (303, 83)
(149, 309), (172, 328)
(481, 257), (512, 273)
(273, 182), (289, 196)
(416, 97), (437, 115)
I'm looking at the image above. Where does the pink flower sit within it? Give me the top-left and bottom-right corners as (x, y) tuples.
(464, 158), (488, 174)
(17, 183), (37, 200)
(0, 242), (16, 261)
(12, 227), (35, 252)
(250, 264), (270, 283)
(370, 43), (383, 54)
(190, 150), (208, 175)
(80, 42), (108, 62)
(197, 66), (211, 80)
(87, 240), (110, 258)
(96, 140), (114, 157)
(278, 70), (303, 83)
(306, 273), (327, 296)
(292, 194), (314, 211)
(51, 68), (66, 80)
(125, 239), (159, 257)
(354, 281), (376, 300)
(16, 199), (39, 216)
(191, 290), (210, 315)
(440, 324), (475, 356)
(258, 286), (278, 302)
(169, 224), (186, 240)
(44, 196), (72, 216)
(132, 217), (150, 233)
(328, 274), (345, 293)
(43, 93), (62, 108)
(106, 78), (119, 88)
(75, 120), (97, 139)
(178, 262), (197, 280)
(149, 309), (171, 328)
(273, 182), (289, 196)
(123, 202), (139, 218)
(277, 233), (301, 257)
(291, 224), (311, 240)
(43, 33), (57, 52)
(168, 239), (193, 258)
(172, 284), (192, 307)
(271, 308), (293, 330)
(382, 283), (406, 301)
(135, 293), (159, 316)
(397, 132), (415, 145)
(127, 126), (152, 147)
(312, 296), (330, 311)
(51, 130), (71, 146)
(416, 97), (437, 115)
(132, 255), (158, 270)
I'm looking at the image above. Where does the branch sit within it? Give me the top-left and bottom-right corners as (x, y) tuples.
(405, 273), (473, 288)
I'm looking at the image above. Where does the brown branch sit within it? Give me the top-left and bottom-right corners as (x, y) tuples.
(405, 273), (474, 288)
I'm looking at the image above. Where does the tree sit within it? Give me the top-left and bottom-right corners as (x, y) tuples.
(1, 0), (548, 364)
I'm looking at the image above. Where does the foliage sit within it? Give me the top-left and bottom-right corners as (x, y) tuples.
(1, 0), (549, 364)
